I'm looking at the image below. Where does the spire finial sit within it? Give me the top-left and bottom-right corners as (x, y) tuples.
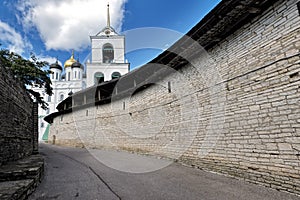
(107, 3), (110, 28)
(71, 49), (74, 58)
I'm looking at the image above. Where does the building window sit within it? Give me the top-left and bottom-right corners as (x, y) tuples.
(103, 43), (114, 63)
(56, 72), (58, 80)
(94, 72), (104, 84)
(74, 71), (77, 79)
(60, 94), (64, 101)
(68, 72), (71, 81)
(79, 71), (81, 79)
(52, 73), (54, 79)
(111, 72), (121, 79)
(41, 122), (44, 128)
(47, 96), (51, 102)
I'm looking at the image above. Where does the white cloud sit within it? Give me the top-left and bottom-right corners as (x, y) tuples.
(17, 0), (127, 51)
(36, 55), (62, 66)
(0, 20), (31, 55)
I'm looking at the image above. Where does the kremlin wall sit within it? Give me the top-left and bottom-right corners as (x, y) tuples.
(45, 0), (300, 195)
(0, 62), (38, 165)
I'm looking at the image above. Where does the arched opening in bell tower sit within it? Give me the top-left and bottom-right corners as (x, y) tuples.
(103, 43), (114, 63)
(94, 72), (105, 84)
(111, 71), (121, 79)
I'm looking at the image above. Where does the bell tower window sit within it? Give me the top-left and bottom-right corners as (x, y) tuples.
(111, 72), (121, 79)
(103, 43), (114, 63)
(94, 72), (104, 84)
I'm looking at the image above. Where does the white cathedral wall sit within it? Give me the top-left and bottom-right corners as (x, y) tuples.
(34, 77), (87, 140)
(72, 68), (83, 80)
(65, 67), (72, 81)
(50, 68), (62, 81)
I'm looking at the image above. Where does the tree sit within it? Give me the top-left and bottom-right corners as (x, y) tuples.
(0, 48), (53, 109)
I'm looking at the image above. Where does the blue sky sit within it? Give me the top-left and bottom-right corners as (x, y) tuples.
(0, 0), (221, 70)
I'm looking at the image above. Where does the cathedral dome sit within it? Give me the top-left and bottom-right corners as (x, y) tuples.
(71, 61), (84, 70)
(50, 61), (62, 71)
(64, 54), (76, 68)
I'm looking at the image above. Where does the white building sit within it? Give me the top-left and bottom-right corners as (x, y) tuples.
(86, 4), (129, 87)
(36, 4), (129, 140)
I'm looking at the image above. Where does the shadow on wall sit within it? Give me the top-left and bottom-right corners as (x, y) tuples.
(0, 64), (38, 166)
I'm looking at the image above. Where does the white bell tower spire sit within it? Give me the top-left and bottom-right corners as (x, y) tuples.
(86, 2), (129, 87)
(107, 3), (111, 28)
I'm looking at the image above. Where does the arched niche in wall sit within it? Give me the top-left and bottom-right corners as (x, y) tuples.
(59, 93), (65, 101)
(103, 43), (114, 63)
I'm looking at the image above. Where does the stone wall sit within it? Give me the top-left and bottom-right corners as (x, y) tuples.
(0, 63), (37, 165)
(48, 0), (300, 195)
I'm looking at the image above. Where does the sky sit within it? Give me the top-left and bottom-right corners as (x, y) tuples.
(0, 0), (221, 70)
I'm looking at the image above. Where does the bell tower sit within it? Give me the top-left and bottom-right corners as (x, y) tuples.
(86, 4), (129, 87)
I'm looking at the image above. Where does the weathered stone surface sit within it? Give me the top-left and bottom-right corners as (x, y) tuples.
(0, 155), (44, 182)
(0, 63), (38, 165)
(0, 180), (34, 200)
(0, 154), (44, 200)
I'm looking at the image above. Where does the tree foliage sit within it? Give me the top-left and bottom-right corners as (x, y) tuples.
(0, 48), (53, 109)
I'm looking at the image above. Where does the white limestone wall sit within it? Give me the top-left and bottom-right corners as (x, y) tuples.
(49, 0), (300, 195)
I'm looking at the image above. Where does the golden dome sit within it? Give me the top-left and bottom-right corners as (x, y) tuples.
(64, 53), (76, 68)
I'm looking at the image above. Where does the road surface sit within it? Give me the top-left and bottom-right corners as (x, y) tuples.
(29, 143), (300, 200)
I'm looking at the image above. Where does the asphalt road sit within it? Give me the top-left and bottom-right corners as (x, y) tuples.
(29, 143), (300, 200)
